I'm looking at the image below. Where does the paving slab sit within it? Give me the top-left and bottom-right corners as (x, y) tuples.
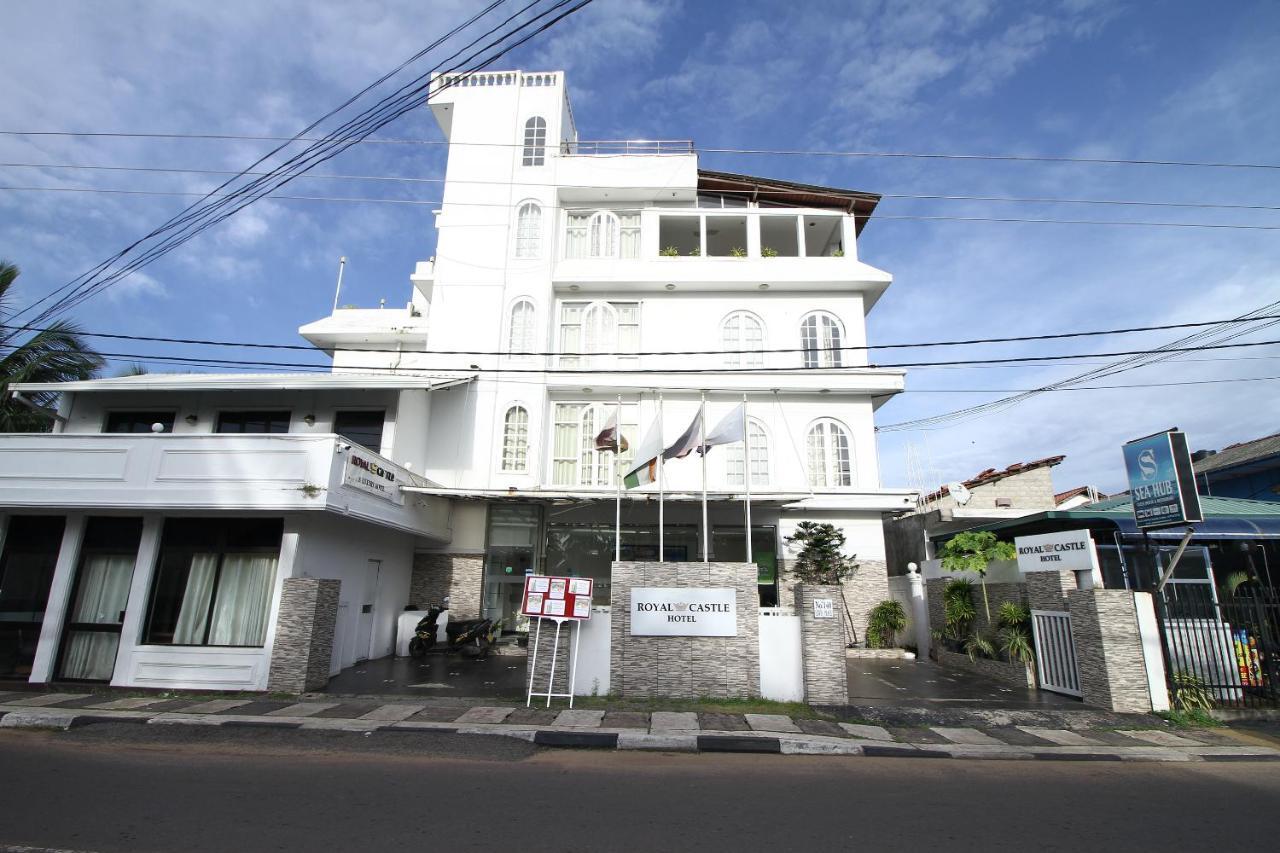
(838, 723), (895, 741)
(360, 704), (426, 722)
(409, 706), (467, 723)
(552, 709), (604, 728)
(650, 711), (699, 731)
(889, 726), (952, 744)
(795, 719), (848, 738)
(697, 712), (749, 732)
(4, 693), (89, 707)
(217, 701), (292, 716)
(745, 713), (802, 733)
(86, 697), (168, 711)
(1016, 726), (1103, 746)
(602, 711), (649, 729)
(1117, 729), (1205, 747)
(266, 702), (340, 718)
(931, 726), (1005, 746)
(177, 699), (251, 714)
(309, 702), (382, 719)
(505, 708), (559, 726)
(454, 706), (516, 725)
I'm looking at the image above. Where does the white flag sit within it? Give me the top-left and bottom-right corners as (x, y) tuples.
(662, 404), (704, 461)
(622, 418), (663, 489)
(698, 403), (746, 455)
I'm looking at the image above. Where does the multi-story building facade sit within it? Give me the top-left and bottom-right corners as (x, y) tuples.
(0, 70), (912, 693)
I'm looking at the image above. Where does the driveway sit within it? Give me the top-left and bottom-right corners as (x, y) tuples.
(324, 651), (529, 699)
(847, 657), (1082, 709)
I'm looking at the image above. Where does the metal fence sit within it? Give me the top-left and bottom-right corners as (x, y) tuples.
(562, 139), (694, 156)
(1154, 585), (1279, 709)
(1030, 610), (1082, 697)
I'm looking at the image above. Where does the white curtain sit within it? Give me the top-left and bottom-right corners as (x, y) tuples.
(618, 212), (641, 258)
(208, 554), (278, 646)
(564, 213), (590, 259)
(173, 553), (218, 644)
(59, 554), (134, 680)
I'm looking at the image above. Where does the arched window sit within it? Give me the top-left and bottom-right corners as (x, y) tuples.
(522, 117), (547, 166)
(721, 311), (765, 369)
(581, 301), (617, 368)
(589, 211), (619, 258)
(800, 312), (844, 368)
(552, 402), (638, 486)
(727, 418), (769, 487)
(508, 299), (536, 355)
(515, 202), (541, 258)
(806, 419), (853, 487)
(501, 406), (529, 472)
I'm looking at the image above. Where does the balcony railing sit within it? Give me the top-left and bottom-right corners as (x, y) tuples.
(562, 139), (694, 156)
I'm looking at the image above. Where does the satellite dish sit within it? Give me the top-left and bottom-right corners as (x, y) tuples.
(946, 482), (973, 506)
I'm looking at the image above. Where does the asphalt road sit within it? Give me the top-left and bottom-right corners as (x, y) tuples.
(2, 723), (1278, 852)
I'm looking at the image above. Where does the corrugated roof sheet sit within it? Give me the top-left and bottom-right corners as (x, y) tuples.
(1194, 432), (1280, 474)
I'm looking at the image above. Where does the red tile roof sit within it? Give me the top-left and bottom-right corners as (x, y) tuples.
(923, 455), (1065, 504)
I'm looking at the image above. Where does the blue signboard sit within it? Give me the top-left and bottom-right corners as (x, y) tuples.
(1122, 430), (1203, 529)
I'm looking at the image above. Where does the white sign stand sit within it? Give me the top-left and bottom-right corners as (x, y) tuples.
(525, 616), (581, 708)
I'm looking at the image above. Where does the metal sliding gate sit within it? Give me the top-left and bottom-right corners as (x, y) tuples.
(1153, 586), (1279, 709)
(1030, 610), (1081, 697)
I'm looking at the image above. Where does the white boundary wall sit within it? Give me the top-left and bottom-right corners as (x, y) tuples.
(759, 607), (803, 701)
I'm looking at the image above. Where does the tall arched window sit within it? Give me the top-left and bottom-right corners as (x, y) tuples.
(721, 311), (765, 368)
(589, 211), (619, 258)
(515, 201), (541, 258)
(508, 299), (536, 355)
(727, 418), (769, 487)
(522, 117), (546, 166)
(501, 406), (529, 472)
(806, 419), (853, 487)
(800, 312), (844, 368)
(581, 301), (617, 368)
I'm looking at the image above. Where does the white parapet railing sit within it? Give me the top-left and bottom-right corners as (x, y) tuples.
(562, 139), (695, 156)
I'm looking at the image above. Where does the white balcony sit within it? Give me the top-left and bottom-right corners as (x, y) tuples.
(0, 433), (451, 541)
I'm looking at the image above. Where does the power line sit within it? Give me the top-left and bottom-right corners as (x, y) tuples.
(6, 162), (1280, 212)
(5, 313), (1279, 359)
(5, 130), (1280, 171)
(6, 185), (1280, 231)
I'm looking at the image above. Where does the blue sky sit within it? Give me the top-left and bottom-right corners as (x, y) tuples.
(3, 0), (1278, 495)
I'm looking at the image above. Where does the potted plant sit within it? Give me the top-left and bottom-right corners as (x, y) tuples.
(730, 246), (747, 258)
(761, 246), (778, 258)
(659, 246), (679, 257)
(688, 246), (700, 256)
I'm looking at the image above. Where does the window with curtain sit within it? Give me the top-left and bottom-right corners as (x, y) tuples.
(0, 516), (65, 679)
(721, 311), (765, 368)
(800, 312), (844, 368)
(552, 403), (637, 487)
(522, 116), (546, 166)
(515, 202), (541, 258)
(806, 419), (853, 488)
(557, 301), (639, 369)
(501, 406), (529, 472)
(57, 517), (142, 682)
(508, 299), (536, 355)
(143, 518), (282, 647)
(563, 210), (639, 259)
(726, 418), (769, 487)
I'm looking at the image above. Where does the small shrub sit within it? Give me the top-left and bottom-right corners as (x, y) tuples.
(1172, 670), (1215, 712)
(761, 246), (778, 258)
(866, 600), (907, 648)
(688, 246), (701, 256)
(659, 246), (679, 257)
(832, 248), (844, 257)
(730, 246), (747, 258)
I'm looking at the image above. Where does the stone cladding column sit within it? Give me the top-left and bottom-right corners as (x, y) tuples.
(267, 577), (340, 693)
(795, 584), (849, 706)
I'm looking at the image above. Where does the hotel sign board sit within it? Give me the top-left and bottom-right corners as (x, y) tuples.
(1015, 530), (1101, 575)
(630, 587), (737, 637)
(343, 450), (405, 505)
(1122, 430), (1203, 529)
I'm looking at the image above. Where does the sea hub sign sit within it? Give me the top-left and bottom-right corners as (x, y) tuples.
(630, 587), (737, 637)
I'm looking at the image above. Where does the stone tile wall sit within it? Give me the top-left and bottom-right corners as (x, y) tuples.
(609, 561), (760, 699)
(1068, 589), (1153, 713)
(267, 577), (341, 693)
(936, 649), (1036, 688)
(795, 584), (848, 705)
(779, 558), (890, 648)
(411, 552), (484, 618)
(1027, 570), (1079, 612)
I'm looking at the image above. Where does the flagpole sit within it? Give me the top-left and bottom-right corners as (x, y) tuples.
(700, 391), (708, 563)
(615, 393), (623, 563)
(743, 393), (753, 564)
(657, 390), (665, 563)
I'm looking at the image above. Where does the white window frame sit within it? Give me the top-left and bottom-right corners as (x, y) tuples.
(801, 311), (845, 368)
(551, 402), (637, 487)
(514, 201), (542, 259)
(558, 300), (640, 369)
(721, 310), (766, 369)
(522, 117), (546, 166)
(500, 405), (530, 472)
(563, 209), (640, 259)
(507, 298), (537, 355)
(726, 417), (770, 487)
(806, 418), (854, 488)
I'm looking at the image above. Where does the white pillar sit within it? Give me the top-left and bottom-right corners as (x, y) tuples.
(110, 514), (164, 687)
(907, 563), (930, 659)
(29, 513), (86, 684)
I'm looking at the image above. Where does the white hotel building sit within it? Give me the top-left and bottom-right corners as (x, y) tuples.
(0, 71), (912, 693)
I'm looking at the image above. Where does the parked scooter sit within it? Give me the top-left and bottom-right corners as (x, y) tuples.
(408, 601), (498, 659)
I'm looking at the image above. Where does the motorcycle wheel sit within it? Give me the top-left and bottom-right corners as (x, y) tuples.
(461, 637), (488, 659)
(408, 637), (427, 658)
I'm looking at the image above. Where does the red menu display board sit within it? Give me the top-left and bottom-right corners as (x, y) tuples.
(520, 575), (593, 621)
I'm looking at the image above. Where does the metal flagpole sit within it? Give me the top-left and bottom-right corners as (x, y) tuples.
(700, 391), (708, 563)
(615, 393), (623, 563)
(743, 393), (753, 563)
(657, 390), (665, 563)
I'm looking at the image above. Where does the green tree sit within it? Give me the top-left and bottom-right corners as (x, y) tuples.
(785, 521), (858, 585)
(939, 530), (1015, 624)
(1, 261), (104, 431)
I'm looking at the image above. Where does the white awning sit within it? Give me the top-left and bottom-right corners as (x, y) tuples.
(10, 372), (477, 393)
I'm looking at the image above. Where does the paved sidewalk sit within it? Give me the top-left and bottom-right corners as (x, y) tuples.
(1, 690), (1276, 762)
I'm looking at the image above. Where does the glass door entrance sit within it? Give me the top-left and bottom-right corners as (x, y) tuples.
(56, 518), (142, 682)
